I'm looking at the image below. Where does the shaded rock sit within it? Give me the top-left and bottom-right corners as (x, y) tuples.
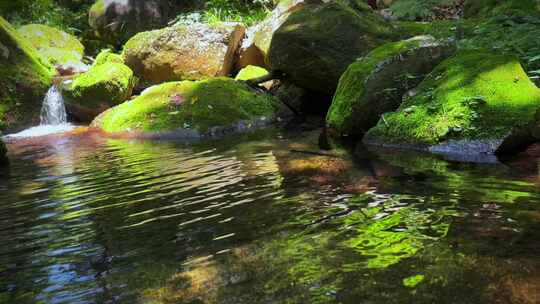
(123, 23), (245, 87)
(271, 80), (308, 115)
(18, 24), (88, 75)
(0, 139), (7, 164)
(92, 49), (124, 66)
(0, 17), (56, 132)
(91, 78), (279, 138)
(89, 0), (174, 45)
(364, 51), (540, 156)
(63, 61), (136, 122)
(268, 1), (397, 95)
(327, 36), (456, 138)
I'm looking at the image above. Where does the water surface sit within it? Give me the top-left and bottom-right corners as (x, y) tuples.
(1, 128), (539, 304)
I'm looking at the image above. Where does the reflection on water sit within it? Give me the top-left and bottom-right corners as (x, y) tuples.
(0, 129), (539, 304)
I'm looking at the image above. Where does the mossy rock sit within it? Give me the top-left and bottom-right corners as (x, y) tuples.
(327, 36), (456, 138)
(123, 23), (245, 87)
(18, 24), (87, 74)
(364, 51), (540, 155)
(235, 65), (269, 81)
(91, 78), (279, 137)
(268, 1), (397, 95)
(63, 62), (136, 122)
(93, 49), (124, 66)
(464, 0), (540, 18)
(0, 17), (55, 132)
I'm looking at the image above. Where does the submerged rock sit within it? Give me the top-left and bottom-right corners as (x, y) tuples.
(364, 51), (540, 155)
(63, 61), (136, 122)
(123, 23), (245, 87)
(0, 17), (56, 132)
(89, 0), (174, 45)
(267, 1), (397, 95)
(18, 24), (88, 75)
(327, 36), (456, 138)
(91, 78), (279, 138)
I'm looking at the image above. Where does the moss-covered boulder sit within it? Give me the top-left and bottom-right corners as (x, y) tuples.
(464, 0), (540, 18)
(17, 24), (88, 75)
(91, 78), (279, 138)
(63, 61), (136, 122)
(235, 65), (269, 81)
(267, 1), (397, 95)
(327, 36), (456, 138)
(123, 23), (245, 87)
(92, 49), (124, 66)
(364, 51), (540, 155)
(0, 17), (56, 132)
(89, 0), (175, 45)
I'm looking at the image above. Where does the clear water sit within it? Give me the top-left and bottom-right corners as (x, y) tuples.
(0, 128), (539, 304)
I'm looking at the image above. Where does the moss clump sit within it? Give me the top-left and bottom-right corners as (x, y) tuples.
(327, 36), (455, 137)
(63, 62), (136, 109)
(235, 65), (269, 81)
(17, 24), (85, 69)
(464, 0), (540, 18)
(92, 49), (124, 66)
(268, 1), (397, 94)
(365, 51), (540, 151)
(92, 77), (278, 134)
(0, 17), (55, 131)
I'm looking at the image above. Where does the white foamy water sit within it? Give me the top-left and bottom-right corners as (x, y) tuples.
(5, 85), (75, 139)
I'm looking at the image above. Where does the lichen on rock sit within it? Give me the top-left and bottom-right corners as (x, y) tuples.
(364, 50), (540, 155)
(18, 24), (87, 74)
(91, 77), (279, 137)
(327, 36), (456, 138)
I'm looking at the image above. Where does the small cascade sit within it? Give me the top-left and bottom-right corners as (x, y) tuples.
(4, 85), (75, 139)
(40, 85), (68, 125)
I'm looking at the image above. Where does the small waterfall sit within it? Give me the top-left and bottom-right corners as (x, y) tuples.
(4, 85), (74, 139)
(40, 85), (67, 125)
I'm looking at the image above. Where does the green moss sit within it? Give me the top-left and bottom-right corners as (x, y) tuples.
(93, 78), (278, 134)
(93, 49), (124, 66)
(235, 65), (269, 81)
(17, 24), (84, 67)
(365, 51), (540, 146)
(464, 0), (540, 18)
(63, 62), (135, 108)
(89, 0), (106, 19)
(403, 274), (425, 288)
(0, 17), (55, 131)
(327, 36), (455, 137)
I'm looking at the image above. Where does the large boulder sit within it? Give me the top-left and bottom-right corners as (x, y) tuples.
(0, 17), (56, 132)
(123, 23), (245, 87)
(91, 78), (279, 138)
(364, 51), (540, 155)
(17, 24), (88, 75)
(267, 1), (397, 95)
(327, 36), (456, 138)
(89, 0), (174, 45)
(62, 61), (136, 122)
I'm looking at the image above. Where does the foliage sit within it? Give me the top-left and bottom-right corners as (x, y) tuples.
(389, 0), (458, 21)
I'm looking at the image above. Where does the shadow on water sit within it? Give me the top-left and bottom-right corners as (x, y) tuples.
(0, 127), (539, 303)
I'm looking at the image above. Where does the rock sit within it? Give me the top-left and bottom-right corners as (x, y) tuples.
(271, 80), (308, 115)
(89, 0), (174, 45)
(92, 49), (124, 66)
(0, 17), (56, 132)
(464, 0), (540, 18)
(91, 78), (279, 138)
(18, 24), (88, 75)
(123, 23), (245, 87)
(235, 65), (269, 81)
(364, 51), (540, 156)
(62, 61), (136, 122)
(267, 1), (397, 95)
(0, 139), (7, 164)
(327, 36), (456, 138)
